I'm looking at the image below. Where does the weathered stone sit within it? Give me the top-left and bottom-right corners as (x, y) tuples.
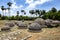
(28, 23), (42, 30)
(34, 18), (45, 25)
(15, 21), (27, 29)
(45, 19), (59, 28)
(1, 26), (11, 31)
(34, 18), (47, 28)
(5, 22), (15, 27)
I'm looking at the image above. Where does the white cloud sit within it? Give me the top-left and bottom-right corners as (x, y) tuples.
(0, 0), (53, 16)
(24, 0), (52, 17)
(10, 0), (24, 16)
(11, 0), (23, 10)
(25, 0), (34, 4)
(25, 0), (52, 10)
(0, 7), (2, 15)
(0, 7), (2, 11)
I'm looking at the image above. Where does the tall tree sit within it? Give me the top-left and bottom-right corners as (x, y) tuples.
(21, 10), (26, 15)
(34, 10), (46, 17)
(35, 10), (41, 17)
(0, 14), (1, 17)
(1, 6), (5, 16)
(55, 10), (60, 20)
(51, 7), (57, 13)
(41, 10), (46, 15)
(16, 11), (19, 20)
(7, 2), (12, 17)
(29, 10), (35, 14)
(4, 8), (7, 16)
(41, 10), (46, 17)
(51, 7), (57, 19)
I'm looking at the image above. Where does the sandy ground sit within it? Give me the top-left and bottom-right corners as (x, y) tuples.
(0, 20), (60, 40)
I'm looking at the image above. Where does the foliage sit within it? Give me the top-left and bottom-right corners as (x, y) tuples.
(42, 7), (60, 20)
(0, 3), (60, 21)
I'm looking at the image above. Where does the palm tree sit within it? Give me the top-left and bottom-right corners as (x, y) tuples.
(21, 10), (26, 21)
(40, 10), (46, 18)
(35, 10), (41, 17)
(29, 10), (35, 14)
(29, 10), (35, 17)
(17, 11), (19, 16)
(17, 11), (19, 20)
(41, 10), (46, 15)
(4, 8), (7, 16)
(21, 10), (26, 15)
(1, 6), (5, 16)
(0, 14), (1, 17)
(7, 2), (12, 17)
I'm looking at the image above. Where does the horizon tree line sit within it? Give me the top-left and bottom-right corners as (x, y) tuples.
(0, 2), (60, 20)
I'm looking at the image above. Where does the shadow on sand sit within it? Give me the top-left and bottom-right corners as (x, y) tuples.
(17, 27), (27, 29)
(27, 29), (42, 33)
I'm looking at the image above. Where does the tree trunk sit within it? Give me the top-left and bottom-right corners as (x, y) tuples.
(2, 11), (4, 16)
(5, 10), (6, 16)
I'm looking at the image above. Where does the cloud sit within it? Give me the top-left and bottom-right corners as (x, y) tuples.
(24, 0), (52, 17)
(0, 7), (2, 11)
(11, 0), (23, 10)
(25, 0), (34, 4)
(0, 0), (53, 16)
(0, 7), (2, 15)
(25, 0), (52, 10)
(10, 0), (24, 16)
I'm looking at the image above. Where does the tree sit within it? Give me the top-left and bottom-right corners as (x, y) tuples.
(30, 10), (46, 17)
(10, 16), (15, 20)
(55, 10), (60, 20)
(1, 6), (5, 16)
(41, 10), (46, 15)
(7, 2), (12, 17)
(29, 10), (35, 14)
(16, 11), (19, 20)
(35, 10), (40, 16)
(50, 7), (57, 19)
(0, 14), (1, 19)
(40, 10), (46, 17)
(42, 7), (57, 20)
(51, 7), (57, 13)
(21, 10), (26, 21)
(35, 10), (43, 17)
(0, 14), (1, 17)
(4, 8), (7, 16)
(21, 10), (26, 15)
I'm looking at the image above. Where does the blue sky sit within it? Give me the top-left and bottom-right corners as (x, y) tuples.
(0, 0), (60, 16)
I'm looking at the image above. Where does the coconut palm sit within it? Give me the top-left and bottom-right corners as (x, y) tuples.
(21, 10), (26, 21)
(7, 2), (12, 17)
(41, 10), (46, 15)
(29, 10), (35, 14)
(21, 10), (26, 15)
(35, 10), (41, 17)
(0, 14), (1, 17)
(4, 8), (7, 16)
(17, 11), (19, 20)
(1, 6), (5, 16)
(29, 10), (35, 17)
(41, 10), (46, 17)
(17, 11), (19, 16)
